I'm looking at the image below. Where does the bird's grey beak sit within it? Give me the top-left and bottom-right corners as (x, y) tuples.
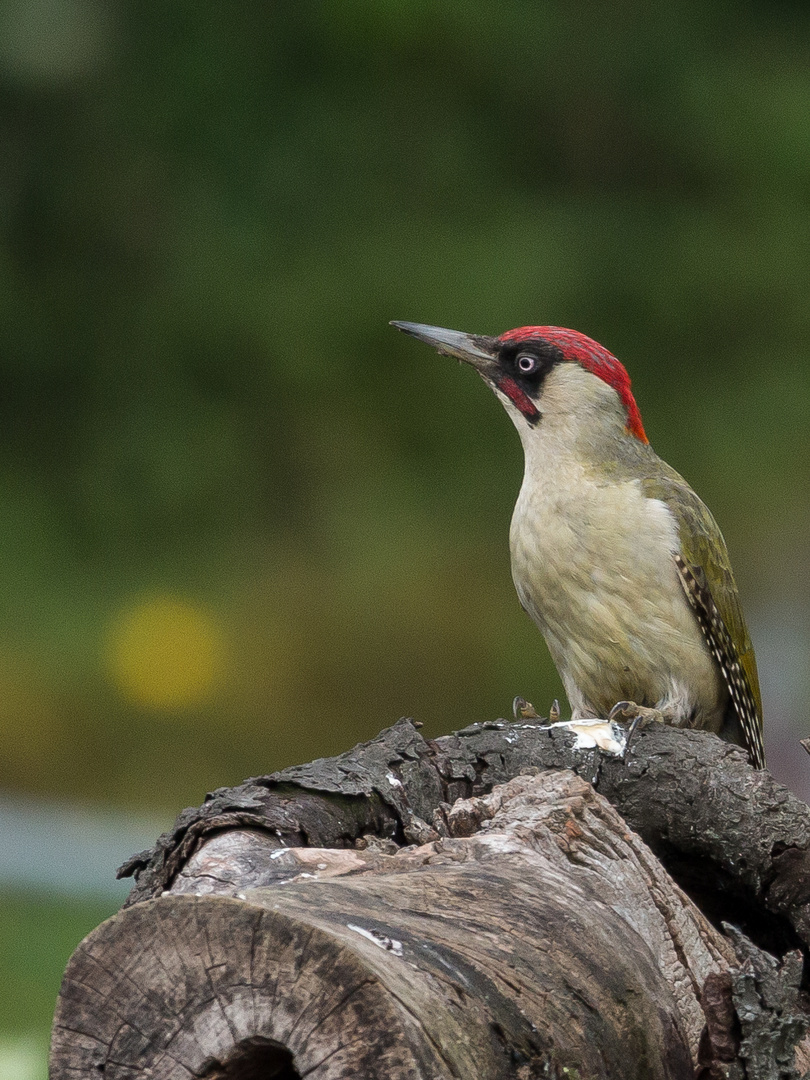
(390, 321), (498, 374)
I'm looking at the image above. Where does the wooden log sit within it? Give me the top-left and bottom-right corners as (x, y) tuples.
(53, 771), (720, 1079)
(121, 718), (810, 963)
(52, 720), (810, 1076)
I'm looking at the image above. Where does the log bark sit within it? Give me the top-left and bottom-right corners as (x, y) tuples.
(120, 717), (810, 959)
(51, 718), (810, 1078)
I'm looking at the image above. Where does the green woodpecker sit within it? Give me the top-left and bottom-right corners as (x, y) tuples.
(391, 320), (765, 769)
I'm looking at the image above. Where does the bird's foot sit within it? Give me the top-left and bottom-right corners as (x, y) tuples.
(607, 701), (662, 759)
(512, 696), (561, 723)
(607, 700), (663, 727)
(512, 695), (539, 720)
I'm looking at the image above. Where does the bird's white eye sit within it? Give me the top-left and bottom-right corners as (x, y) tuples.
(517, 354), (537, 374)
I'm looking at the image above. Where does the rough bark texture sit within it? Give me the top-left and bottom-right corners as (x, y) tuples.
(121, 718), (810, 959)
(51, 718), (810, 1078)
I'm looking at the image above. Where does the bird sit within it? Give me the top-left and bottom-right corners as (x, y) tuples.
(390, 320), (765, 769)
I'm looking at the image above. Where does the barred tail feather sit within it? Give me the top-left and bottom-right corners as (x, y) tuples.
(674, 555), (766, 769)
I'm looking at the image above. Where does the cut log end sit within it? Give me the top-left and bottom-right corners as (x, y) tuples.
(50, 896), (440, 1080)
(51, 772), (714, 1079)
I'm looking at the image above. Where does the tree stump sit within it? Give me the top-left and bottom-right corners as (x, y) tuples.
(50, 719), (810, 1078)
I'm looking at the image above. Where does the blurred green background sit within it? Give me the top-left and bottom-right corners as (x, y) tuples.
(1, 1), (810, 1073)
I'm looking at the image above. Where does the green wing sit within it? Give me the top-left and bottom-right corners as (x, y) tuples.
(638, 465), (765, 767)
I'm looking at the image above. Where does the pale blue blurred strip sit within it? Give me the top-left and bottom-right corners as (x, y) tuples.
(0, 791), (165, 900)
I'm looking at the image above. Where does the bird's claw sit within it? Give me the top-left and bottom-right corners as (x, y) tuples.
(607, 700), (662, 727)
(513, 695), (540, 720)
(607, 701), (663, 760)
(513, 696), (561, 723)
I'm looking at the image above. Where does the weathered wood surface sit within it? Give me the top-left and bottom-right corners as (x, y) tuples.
(52, 771), (734, 1078)
(122, 717), (810, 959)
(51, 718), (810, 1077)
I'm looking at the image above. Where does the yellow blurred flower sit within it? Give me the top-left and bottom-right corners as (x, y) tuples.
(105, 596), (226, 710)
